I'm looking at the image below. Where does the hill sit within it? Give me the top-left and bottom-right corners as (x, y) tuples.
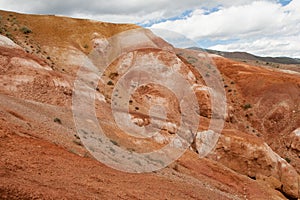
(0, 10), (299, 199)
(189, 47), (300, 65)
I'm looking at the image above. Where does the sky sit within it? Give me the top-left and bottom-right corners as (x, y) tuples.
(0, 0), (299, 58)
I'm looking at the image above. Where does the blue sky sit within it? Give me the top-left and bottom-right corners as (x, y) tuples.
(0, 0), (299, 57)
(279, 0), (293, 5)
(142, 0), (294, 51)
(150, 0), (300, 57)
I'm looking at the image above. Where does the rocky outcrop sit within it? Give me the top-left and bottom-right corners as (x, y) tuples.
(193, 129), (299, 199)
(287, 128), (300, 153)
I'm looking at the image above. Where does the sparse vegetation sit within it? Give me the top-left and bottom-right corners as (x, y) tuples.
(109, 72), (119, 79)
(69, 149), (78, 155)
(107, 80), (114, 86)
(5, 31), (12, 39)
(83, 152), (90, 158)
(127, 148), (135, 152)
(109, 147), (116, 153)
(12, 18), (18, 25)
(243, 103), (252, 110)
(0, 11), (298, 200)
(54, 117), (62, 124)
(110, 139), (119, 146)
(20, 26), (32, 34)
(173, 163), (179, 171)
(74, 134), (80, 140)
(256, 133), (261, 137)
(73, 140), (83, 146)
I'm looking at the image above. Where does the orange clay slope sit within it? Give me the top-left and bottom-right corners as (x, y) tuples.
(0, 10), (299, 199)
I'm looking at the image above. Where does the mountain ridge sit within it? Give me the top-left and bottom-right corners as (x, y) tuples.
(189, 47), (300, 65)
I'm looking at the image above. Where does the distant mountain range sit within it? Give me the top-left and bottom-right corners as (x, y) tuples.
(189, 47), (300, 65)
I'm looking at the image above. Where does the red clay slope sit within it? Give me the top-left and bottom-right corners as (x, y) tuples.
(0, 10), (299, 199)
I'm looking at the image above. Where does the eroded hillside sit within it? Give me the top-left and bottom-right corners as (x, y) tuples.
(0, 10), (299, 200)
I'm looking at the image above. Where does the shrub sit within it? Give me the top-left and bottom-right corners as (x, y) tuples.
(107, 80), (114, 86)
(243, 103), (252, 110)
(5, 31), (12, 39)
(54, 117), (62, 124)
(73, 140), (82, 146)
(285, 157), (291, 163)
(20, 26), (32, 34)
(110, 139), (119, 146)
(109, 72), (119, 79)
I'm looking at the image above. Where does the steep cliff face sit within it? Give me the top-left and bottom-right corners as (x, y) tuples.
(0, 10), (299, 199)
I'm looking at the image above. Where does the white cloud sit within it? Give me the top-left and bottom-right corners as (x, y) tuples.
(151, 1), (286, 40)
(150, 0), (300, 57)
(0, 0), (276, 24)
(211, 36), (300, 57)
(151, 28), (198, 48)
(0, 0), (298, 57)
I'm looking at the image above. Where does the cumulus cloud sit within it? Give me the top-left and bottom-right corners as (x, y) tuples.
(0, 0), (276, 23)
(153, 1), (284, 40)
(0, 0), (299, 57)
(150, 0), (300, 57)
(150, 28), (198, 48)
(211, 36), (300, 57)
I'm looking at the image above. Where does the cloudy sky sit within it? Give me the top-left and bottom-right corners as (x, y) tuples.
(1, 0), (299, 58)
